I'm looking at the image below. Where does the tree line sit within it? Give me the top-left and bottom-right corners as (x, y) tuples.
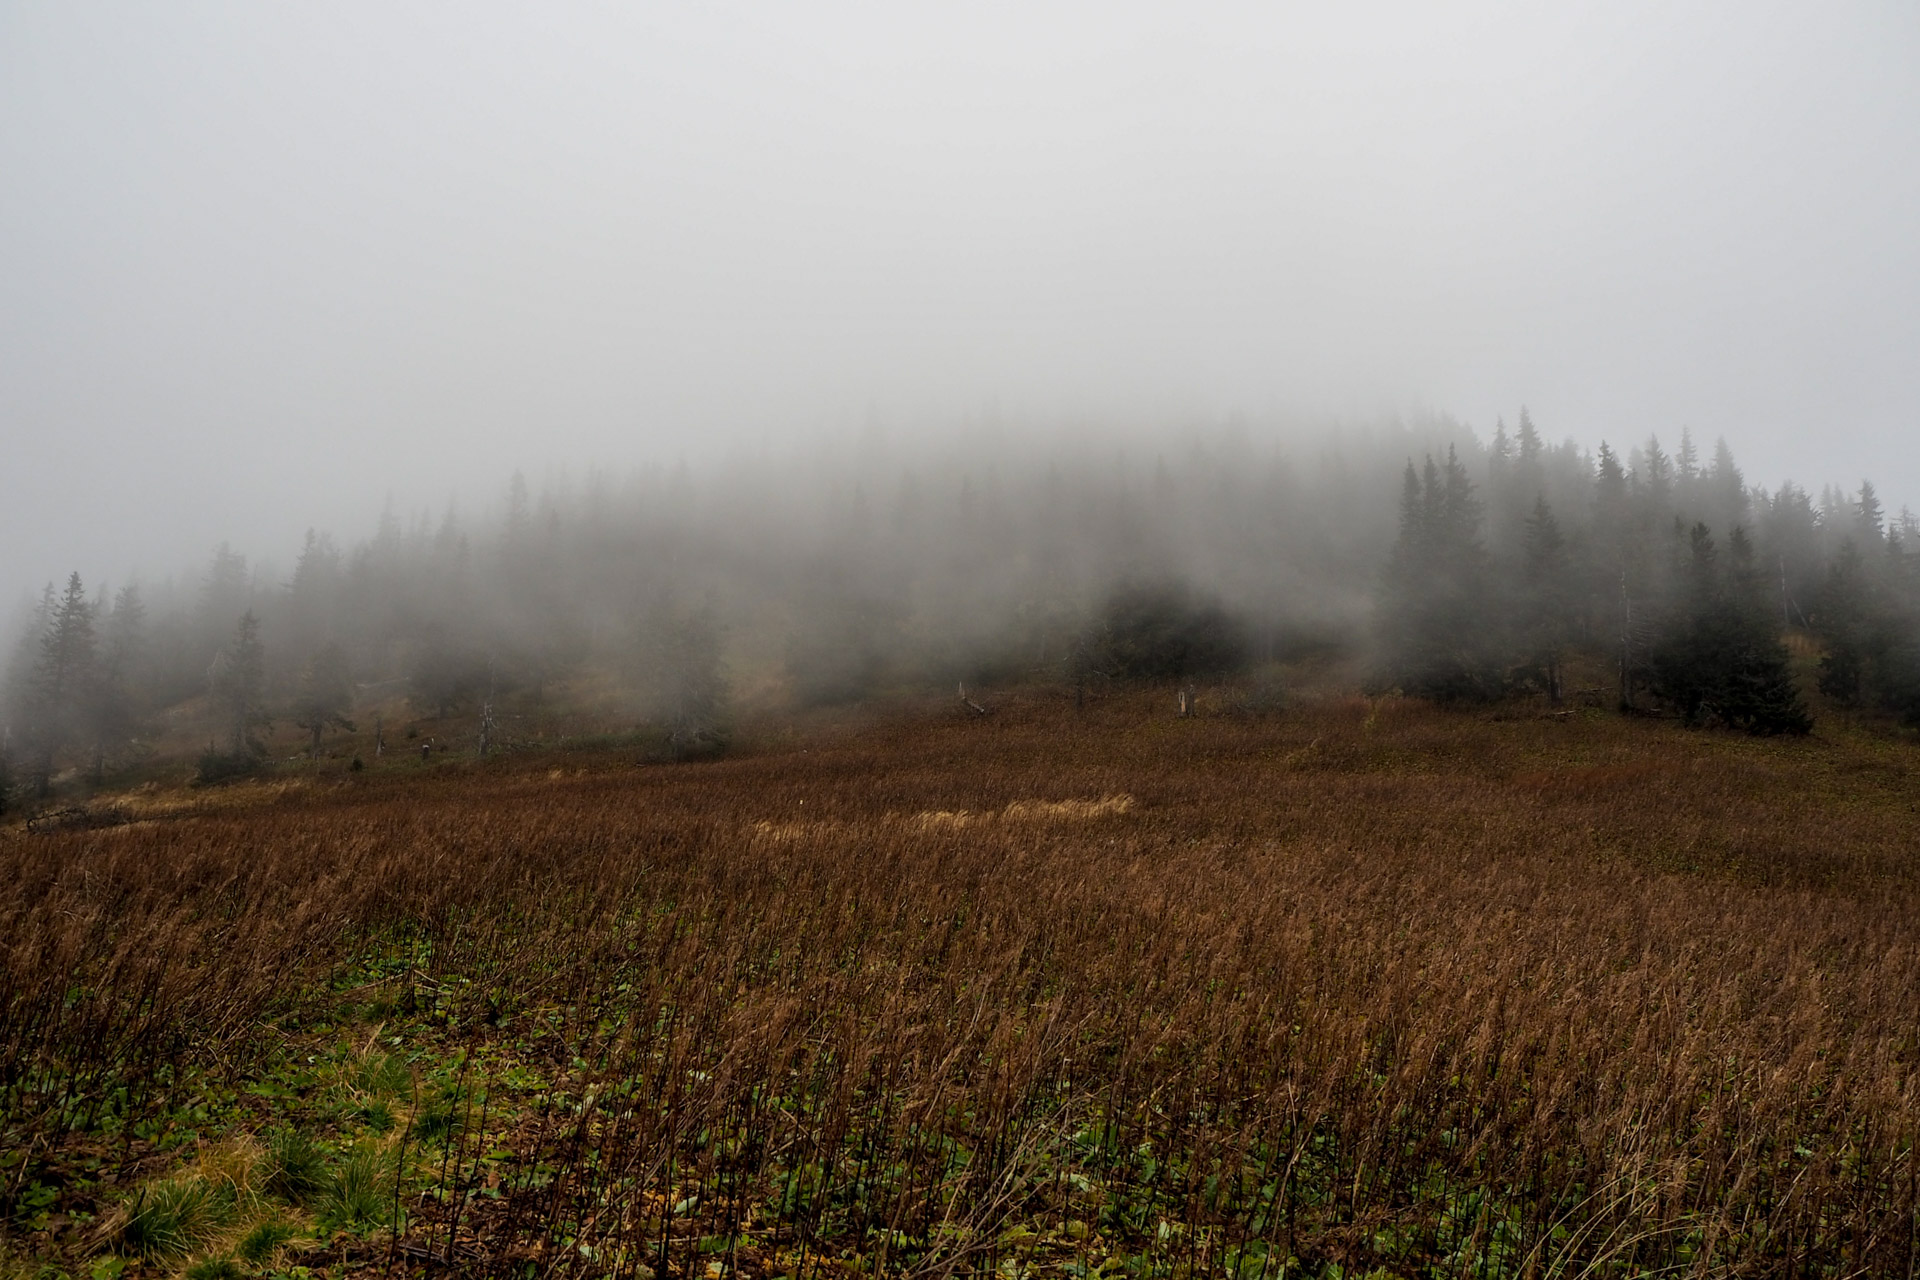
(3, 415), (1915, 801)
(1378, 418), (1918, 731)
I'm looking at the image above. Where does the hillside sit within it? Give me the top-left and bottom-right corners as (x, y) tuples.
(4, 689), (1917, 1277)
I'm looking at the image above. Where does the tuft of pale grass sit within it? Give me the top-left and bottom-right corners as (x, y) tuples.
(910, 808), (977, 830)
(1000, 793), (1133, 822)
(909, 794), (1134, 829)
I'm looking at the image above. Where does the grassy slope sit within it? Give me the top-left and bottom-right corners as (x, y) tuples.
(2, 689), (1916, 1278)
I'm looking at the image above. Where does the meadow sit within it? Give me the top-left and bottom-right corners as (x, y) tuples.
(2, 690), (1917, 1278)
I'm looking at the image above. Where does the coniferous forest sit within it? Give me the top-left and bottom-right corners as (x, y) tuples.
(4, 414), (1918, 802)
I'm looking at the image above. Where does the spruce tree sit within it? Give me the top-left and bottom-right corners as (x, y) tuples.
(86, 583), (147, 781)
(2, 585), (55, 748)
(1641, 435), (1673, 514)
(211, 611), (268, 756)
(1808, 528), (1920, 725)
(1594, 443), (1628, 525)
(1720, 527), (1812, 734)
(1855, 481), (1885, 547)
(25, 573), (99, 794)
(1649, 524), (1810, 734)
(1675, 427), (1702, 518)
(198, 544), (250, 656)
(1378, 448), (1501, 702)
(1519, 498), (1572, 701)
(1708, 437), (1749, 528)
(291, 643), (356, 757)
(1813, 541), (1870, 707)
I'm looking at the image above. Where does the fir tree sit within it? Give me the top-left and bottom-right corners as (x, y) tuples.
(291, 643), (356, 757)
(1813, 541), (1870, 707)
(1519, 497), (1573, 701)
(1649, 524), (1810, 734)
(199, 543), (250, 655)
(1513, 408), (1545, 505)
(211, 611), (269, 756)
(1676, 427), (1700, 485)
(1377, 448), (1501, 702)
(1708, 437), (1748, 525)
(25, 573), (99, 793)
(2, 585), (56, 748)
(1641, 435), (1673, 514)
(1810, 531), (1920, 725)
(1855, 480), (1885, 547)
(89, 583), (147, 781)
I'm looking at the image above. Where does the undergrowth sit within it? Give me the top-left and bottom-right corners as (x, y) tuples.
(2, 691), (1916, 1278)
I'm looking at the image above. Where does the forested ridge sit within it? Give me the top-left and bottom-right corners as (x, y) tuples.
(6, 419), (1920, 1278)
(5, 414), (1917, 800)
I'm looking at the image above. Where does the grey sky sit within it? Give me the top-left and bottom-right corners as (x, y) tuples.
(4, 2), (1917, 610)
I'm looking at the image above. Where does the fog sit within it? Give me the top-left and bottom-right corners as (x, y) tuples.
(3, 1), (1918, 615)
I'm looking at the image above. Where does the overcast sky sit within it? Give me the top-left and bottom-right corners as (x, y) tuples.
(3, 2), (1917, 610)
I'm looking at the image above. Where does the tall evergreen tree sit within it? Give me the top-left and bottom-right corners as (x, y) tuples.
(1518, 497), (1573, 701)
(1708, 437), (1749, 528)
(1811, 536), (1920, 724)
(1378, 448), (1501, 701)
(1513, 408), (1545, 505)
(1590, 446), (1646, 710)
(1813, 541), (1871, 707)
(210, 611), (268, 755)
(1593, 443), (1628, 525)
(1641, 435), (1673, 515)
(24, 573), (99, 793)
(1488, 418), (1512, 482)
(286, 530), (343, 665)
(199, 544), (250, 649)
(1854, 481), (1885, 548)
(1648, 524), (1810, 734)
(291, 643), (356, 757)
(88, 583), (147, 780)
(2, 585), (56, 743)
(1676, 427), (1700, 486)
(1760, 483), (1821, 627)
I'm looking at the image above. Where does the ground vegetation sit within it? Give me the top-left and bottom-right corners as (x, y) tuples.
(2, 690), (1916, 1278)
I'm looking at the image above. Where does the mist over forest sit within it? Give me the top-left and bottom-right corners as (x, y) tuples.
(13, 7), (1920, 1276)
(6, 411), (1917, 800)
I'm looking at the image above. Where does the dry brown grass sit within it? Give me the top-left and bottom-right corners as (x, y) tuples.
(1, 690), (1916, 1277)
